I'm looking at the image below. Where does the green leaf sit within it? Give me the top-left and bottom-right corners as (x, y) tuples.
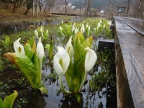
(4, 91), (18, 108)
(15, 53), (37, 88)
(5, 36), (10, 47)
(4, 53), (36, 87)
(49, 40), (54, 59)
(65, 60), (74, 91)
(43, 30), (49, 39)
(75, 32), (85, 45)
(45, 44), (50, 52)
(45, 39), (54, 60)
(24, 43), (35, 60)
(39, 86), (48, 95)
(0, 98), (4, 108)
(32, 53), (41, 87)
(28, 36), (35, 47)
(72, 33), (93, 92)
(61, 24), (73, 37)
(74, 93), (81, 103)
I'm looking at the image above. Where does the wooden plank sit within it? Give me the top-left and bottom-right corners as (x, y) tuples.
(115, 16), (144, 108)
(121, 17), (144, 36)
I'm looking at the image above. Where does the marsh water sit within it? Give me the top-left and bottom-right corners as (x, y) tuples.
(0, 17), (117, 108)
(0, 16), (83, 36)
(0, 38), (117, 108)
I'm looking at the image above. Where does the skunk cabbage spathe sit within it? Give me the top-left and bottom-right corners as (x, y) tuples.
(13, 38), (25, 54)
(54, 46), (71, 94)
(4, 37), (48, 95)
(54, 46), (70, 76)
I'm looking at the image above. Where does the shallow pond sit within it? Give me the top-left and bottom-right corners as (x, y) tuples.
(0, 38), (117, 108)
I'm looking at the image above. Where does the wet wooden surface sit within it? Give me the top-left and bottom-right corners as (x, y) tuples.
(120, 17), (144, 36)
(115, 16), (144, 108)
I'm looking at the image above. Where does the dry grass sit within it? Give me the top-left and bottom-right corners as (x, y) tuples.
(0, 2), (58, 23)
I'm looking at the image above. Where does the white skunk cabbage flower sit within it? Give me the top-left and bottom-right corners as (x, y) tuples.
(72, 24), (75, 32)
(84, 47), (97, 73)
(88, 25), (90, 31)
(40, 26), (44, 33)
(97, 23), (101, 31)
(36, 37), (44, 60)
(86, 23), (89, 28)
(14, 38), (25, 54)
(54, 46), (70, 75)
(108, 20), (112, 26)
(80, 24), (85, 33)
(59, 26), (65, 36)
(74, 27), (79, 34)
(46, 30), (49, 35)
(36, 36), (44, 81)
(59, 26), (63, 32)
(98, 23), (101, 28)
(65, 36), (73, 58)
(86, 23), (90, 30)
(40, 26), (44, 38)
(34, 29), (39, 39)
(99, 20), (102, 24)
(103, 24), (105, 28)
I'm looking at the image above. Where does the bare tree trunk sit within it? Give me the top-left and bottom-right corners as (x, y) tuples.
(13, 0), (18, 13)
(87, 0), (91, 16)
(48, 7), (51, 16)
(13, 0), (26, 13)
(64, 0), (67, 15)
(79, 0), (81, 15)
(109, 0), (113, 17)
(126, 0), (130, 17)
(137, 0), (143, 18)
(24, 0), (33, 15)
(32, 0), (34, 16)
(36, 0), (38, 17)
(85, 0), (87, 16)
(44, 2), (48, 13)
(38, 0), (42, 12)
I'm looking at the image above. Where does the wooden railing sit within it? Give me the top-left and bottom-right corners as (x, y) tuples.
(115, 16), (144, 108)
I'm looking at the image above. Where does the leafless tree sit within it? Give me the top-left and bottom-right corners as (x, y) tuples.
(12, 0), (26, 13)
(58, 0), (71, 15)
(24, 0), (33, 15)
(137, 0), (144, 18)
(38, 0), (44, 12)
(64, 0), (68, 15)
(79, 0), (82, 15)
(86, 0), (92, 16)
(44, 0), (60, 15)
(129, 0), (143, 18)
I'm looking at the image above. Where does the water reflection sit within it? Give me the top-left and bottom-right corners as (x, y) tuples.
(40, 68), (108, 108)
(0, 16), (83, 36)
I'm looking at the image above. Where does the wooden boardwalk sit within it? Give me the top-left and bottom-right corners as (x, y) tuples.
(115, 16), (144, 108)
